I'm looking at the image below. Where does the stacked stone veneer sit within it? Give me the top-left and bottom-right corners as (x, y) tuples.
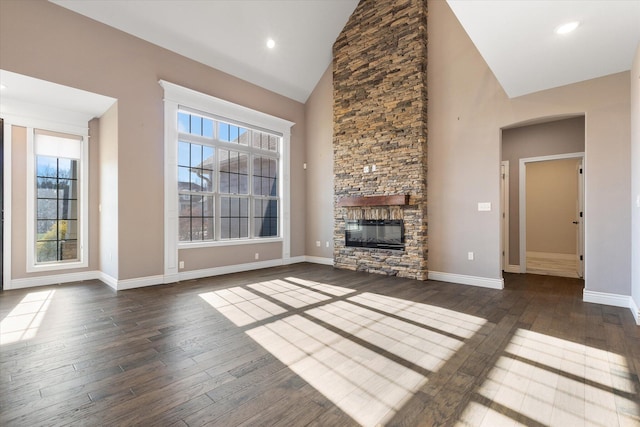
(333, 0), (428, 280)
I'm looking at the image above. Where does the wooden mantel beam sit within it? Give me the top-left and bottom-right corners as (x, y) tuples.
(337, 195), (410, 207)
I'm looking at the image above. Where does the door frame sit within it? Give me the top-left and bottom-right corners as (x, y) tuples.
(2, 119), (10, 289)
(519, 152), (585, 274)
(501, 160), (510, 271)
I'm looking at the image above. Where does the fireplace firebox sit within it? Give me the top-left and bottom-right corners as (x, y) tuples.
(345, 219), (405, 251)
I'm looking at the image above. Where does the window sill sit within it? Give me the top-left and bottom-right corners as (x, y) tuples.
(178, 237), (283, 249)
(27, 260), (88, 273)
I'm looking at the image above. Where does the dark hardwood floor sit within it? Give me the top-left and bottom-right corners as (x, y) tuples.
(1, 264), (638, 426)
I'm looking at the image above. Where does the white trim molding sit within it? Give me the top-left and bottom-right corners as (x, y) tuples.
(305, 256), (334, 266)
(428, 271), (504, 290)
(630, 297), (640, 325)
(6, 271), (101, 290)
(583, 290), (640, 324)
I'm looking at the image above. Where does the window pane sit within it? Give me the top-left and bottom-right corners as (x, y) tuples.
(203, 118), (214, 138)
(37, 220), (57, 239)
(37, 199), (57, 220)
(237, 127), (249, 145)
(203, 196), (214, 217)
(202, 146), (214, 169)
(219, 149), (230, 172)
(179, 194), (191, 216)
(240, 198), (248, 217)
(201, 169), (214, 192)
(192, 217), (203, 240)
(220, 197), (230, 216)
(220, 218), (230, 239)
(59, 240), (78, 261)
(220, 172), (230, 193)
(179, 218), (191, 241)
(191, 195), (203, 217)
(36, 156), (57, 177)
(58, 200), (78, 220)
(254, 199), (278, 237)
(190, 144), (202, 167)
(37, 177), (57, 198)
(178, 167), (191, 191)
(190, 171), (202, 191)
(58, 179), (78, 199)
(58, 159), (78, 179)
(203, 217), (214, 240)
(59, 220), (78, 240)
(178, 141), (190, 166)
(178, 112), (190, 133)
(190, 115), (202, 136)
(268, 135), (279, 152)
(36, 241), (58, 263)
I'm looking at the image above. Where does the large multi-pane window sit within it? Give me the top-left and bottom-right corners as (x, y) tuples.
(177, 110), (280, 242)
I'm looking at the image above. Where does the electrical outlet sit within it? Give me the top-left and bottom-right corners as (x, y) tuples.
(255, 253), (259, 260)
(363, 165), (370, 173)
(371, 164), (377, 172)
(467, 252), (474, 261)
(326, 241), (330, 248)
(179, 261), (184, 269)
(316, 241), (321, 247)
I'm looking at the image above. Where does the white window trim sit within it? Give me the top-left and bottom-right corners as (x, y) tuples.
(160, 80), (294, 280)
(26, 127), (89, 272)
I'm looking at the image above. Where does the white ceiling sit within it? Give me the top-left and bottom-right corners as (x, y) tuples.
(50, 0), (359, 103)
(447, 0), (640, 98)
(3, 0), (638, 113)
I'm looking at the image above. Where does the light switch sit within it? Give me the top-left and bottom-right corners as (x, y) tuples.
(478, 202), (491, 212)
(363, 165), (370, 173)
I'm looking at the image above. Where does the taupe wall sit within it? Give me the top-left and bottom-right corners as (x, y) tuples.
(526, 158), (581, 255)
(632, 44), (640, 311)
(98, 103), (118, 278)
(427, 0), (631, 295)
(1, 0), (306, 281)
(304, 65), (333, 259)
(502, 117), (585, 265)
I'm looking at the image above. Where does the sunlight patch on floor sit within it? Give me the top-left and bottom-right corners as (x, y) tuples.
(202, 278), (487, 426)
(0, 290), (55, 345)
(458, 328), (640, 426)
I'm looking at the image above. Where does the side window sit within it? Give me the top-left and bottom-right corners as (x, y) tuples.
(28, 129), (87, 270)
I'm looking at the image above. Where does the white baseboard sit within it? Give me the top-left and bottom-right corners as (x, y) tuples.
(6, 270), (101, 290)
(630, 297), (640, 326)
(283, 256), (306, 265)
(583, 290), (640, 324)
(504, 264), (520, 274)
(177, 258), (286, 282)
(305, 256), (334, 266)
(428, 271), (504, 290)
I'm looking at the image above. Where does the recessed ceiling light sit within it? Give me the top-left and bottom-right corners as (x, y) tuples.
(555, 21), (580, 35)
(266, 38), (276, 49)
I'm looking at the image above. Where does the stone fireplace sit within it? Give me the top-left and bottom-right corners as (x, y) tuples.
(333, 0), (428, 280)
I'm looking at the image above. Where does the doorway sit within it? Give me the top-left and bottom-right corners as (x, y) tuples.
(519, 154), (584, 278)
(500, 116), (586, 279)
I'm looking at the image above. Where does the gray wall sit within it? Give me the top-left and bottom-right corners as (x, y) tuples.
(502, 117), (585, 265)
